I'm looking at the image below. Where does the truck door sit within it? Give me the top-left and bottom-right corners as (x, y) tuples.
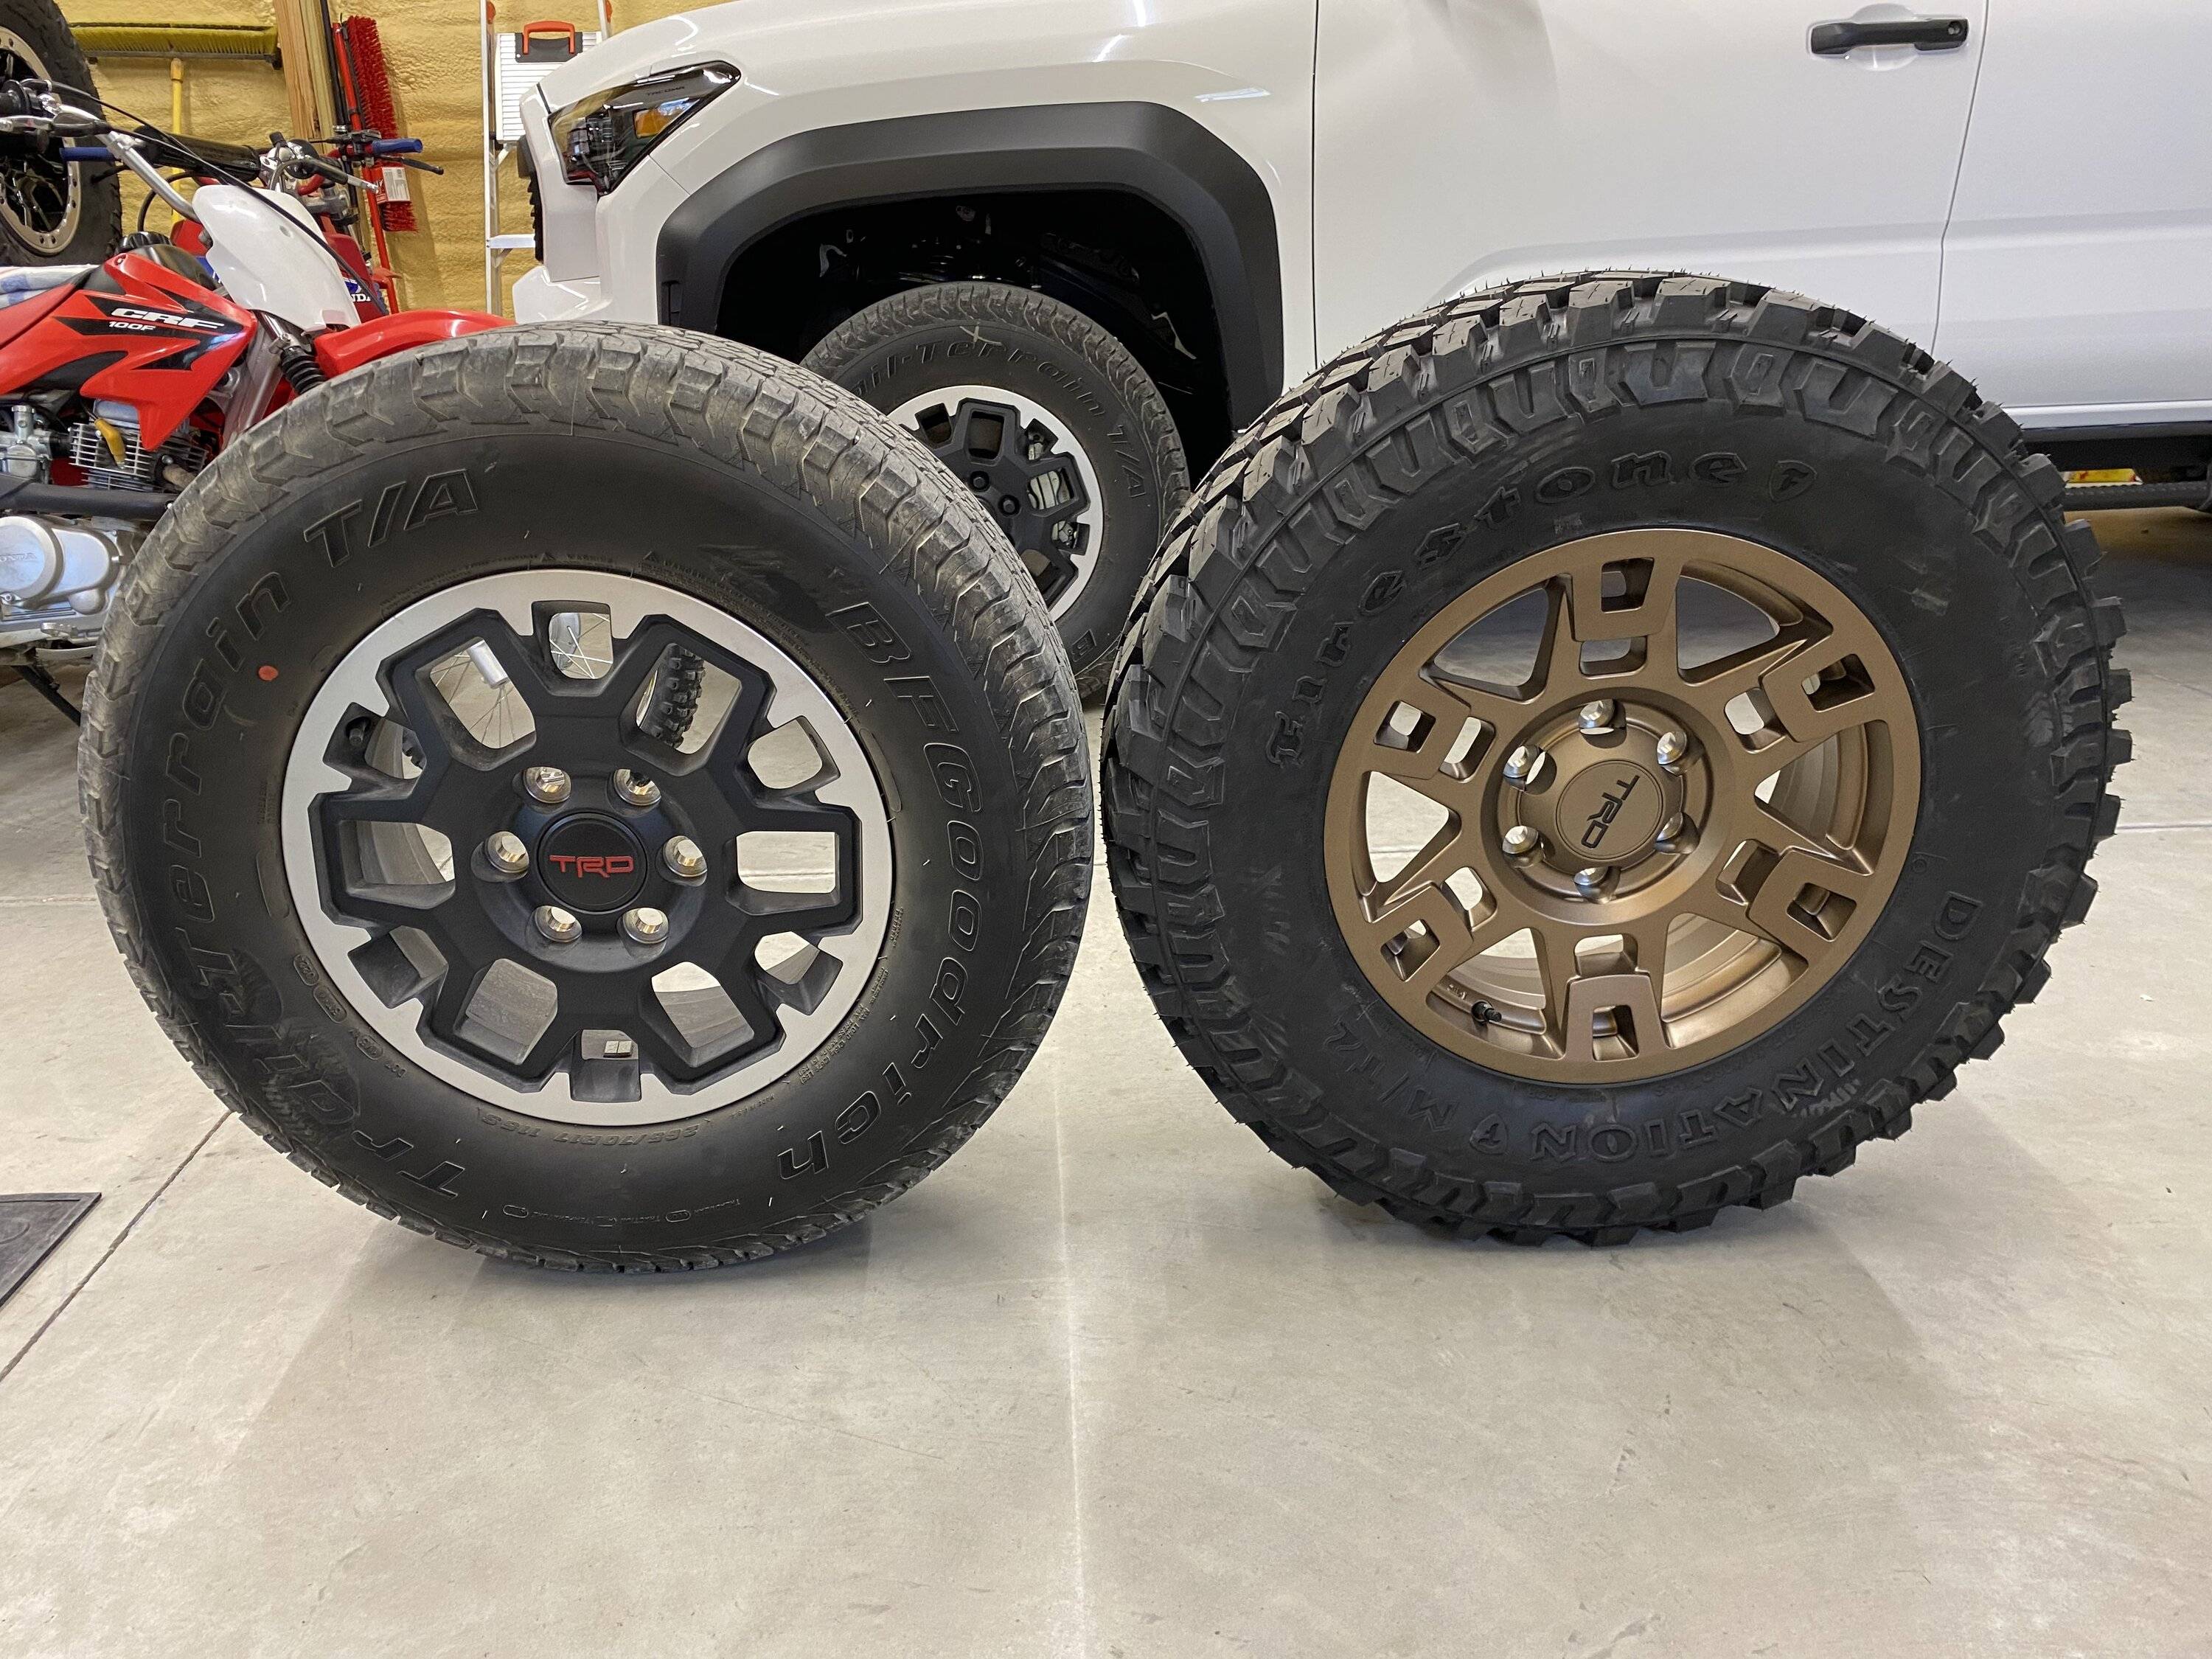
(1311, 1), (1986, 361)
(1936, 0), (2212, 427)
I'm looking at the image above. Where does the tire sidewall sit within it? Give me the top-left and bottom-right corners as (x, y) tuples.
(112, 423), (1040, 1257)
(1195, 386), (2059, 1192)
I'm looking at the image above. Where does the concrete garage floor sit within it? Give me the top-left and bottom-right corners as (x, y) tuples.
(2, 511), (2208, 1658)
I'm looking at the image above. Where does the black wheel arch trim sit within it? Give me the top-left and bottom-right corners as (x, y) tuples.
(655, 101), (1286, 428)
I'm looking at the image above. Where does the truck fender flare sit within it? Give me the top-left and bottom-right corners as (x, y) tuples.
(655, 101), (1285, 427)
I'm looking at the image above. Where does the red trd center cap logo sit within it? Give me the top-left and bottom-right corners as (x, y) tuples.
(535, 812), (649, 914)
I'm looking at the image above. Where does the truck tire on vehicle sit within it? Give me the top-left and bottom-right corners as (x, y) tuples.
(805, 280), (1189, 699)
(81, 324), (1091, 1269)
(0, 0), (121, 264)
(1105, 274), (2131, 1242)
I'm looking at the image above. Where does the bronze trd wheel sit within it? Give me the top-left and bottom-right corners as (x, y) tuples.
(1105, 273), (2129, 1244)
(1325, 528), (1918, 1082)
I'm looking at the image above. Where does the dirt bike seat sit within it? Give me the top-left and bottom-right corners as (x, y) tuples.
(0, 265), (93, 309)
(0, 265), (94, 353)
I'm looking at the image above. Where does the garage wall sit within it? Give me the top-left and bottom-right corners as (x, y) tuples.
(69, 0), (689, 311)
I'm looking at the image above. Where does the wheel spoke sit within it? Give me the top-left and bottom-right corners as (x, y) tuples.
(1745, 800), (1860, 869)
(1363, 886), (1523, 1005)
(698, 937), (796, 1034)
(1528, 925), (1583, 1037)
(1567, 543), (1683, 684)
(509, 1006), (591, 1085)
(689, 662), (775, 778)
(1677, 627), (1818, 724)
(1346, 672), (1500, 816)
(322, 777), (433, 827)
(1531, 578), (1586, 701)
(1622, 914), (1674, 1015)
(327, 882), (452, 931)
(387, 615), (546, 767)
(735, 885), (855, 935)
(630, 1000), (721, 1083)
(421, 955), (484, 1049)
(1368, 821), (1481, 914)
(1745, 633), (1899, 769)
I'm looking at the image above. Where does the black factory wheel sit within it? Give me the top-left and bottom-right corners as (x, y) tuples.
(289, 571), (886, 1115)
(888, 387), (1103, 617)
(81, 324), (1091, 1269)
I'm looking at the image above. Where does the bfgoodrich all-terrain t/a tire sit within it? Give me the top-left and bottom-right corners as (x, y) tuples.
(1105, 274), (2131, 1244)
(82, 324), (1091, 1270)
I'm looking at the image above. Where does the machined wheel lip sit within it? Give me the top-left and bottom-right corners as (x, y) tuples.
(280, 570), (894, 1128)
(887, 383), (1107, 621)
(1324, 527), (1921, 1084)
(0, 32), (82, 257)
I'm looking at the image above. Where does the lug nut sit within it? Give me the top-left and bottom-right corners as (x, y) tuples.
(613, 768), (661, 808)
(1502, 744), (1547, 786)
(968, 471), (990, 492)
(1655, 729), (1692, 771)
(534, 905), (581, 945)
(523, 765), (571, 806)
(1577, 699), (1615, 734)
(1656, 813), (1688, 850)
(484, 831), (529, 878)
(1501, 824), (1540, 858)
(1574, 866), (1609, 896)
(622, 906), (669, 945)
(662, 835), (707, 881)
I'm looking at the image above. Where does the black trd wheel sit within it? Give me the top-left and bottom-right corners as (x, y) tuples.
(804, 281), (1189, 699)
(1105, 274), (2130, 1243)
(81, 325), (1091, 1269)
(0, 0), (121, 263)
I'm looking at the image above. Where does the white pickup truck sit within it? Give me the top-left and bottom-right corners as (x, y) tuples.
(511, 0), (2208, 686)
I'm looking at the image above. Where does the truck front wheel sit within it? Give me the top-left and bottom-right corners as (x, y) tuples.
(806, 280), (1188, 698)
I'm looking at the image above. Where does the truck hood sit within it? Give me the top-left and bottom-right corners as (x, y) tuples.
(533, 0), (900, 111)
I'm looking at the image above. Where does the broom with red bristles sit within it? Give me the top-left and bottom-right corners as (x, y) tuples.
(331, 13), (415, 233)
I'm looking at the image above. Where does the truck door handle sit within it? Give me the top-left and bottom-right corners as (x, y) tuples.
(1810, 16), (1970, 55)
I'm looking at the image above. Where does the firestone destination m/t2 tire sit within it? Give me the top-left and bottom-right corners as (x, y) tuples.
(81, 324), (1091, 1270)
(1105, 274), (2130, 1243)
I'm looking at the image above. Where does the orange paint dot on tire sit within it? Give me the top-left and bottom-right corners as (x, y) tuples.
(257, 665), (279, 681)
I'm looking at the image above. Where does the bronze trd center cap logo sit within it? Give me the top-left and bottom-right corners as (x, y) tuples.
(537, 812), (647, 913)
(1556, 759), (1664, 863)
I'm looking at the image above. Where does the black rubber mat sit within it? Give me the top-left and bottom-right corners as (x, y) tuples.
(0, 1194), (99, 1309)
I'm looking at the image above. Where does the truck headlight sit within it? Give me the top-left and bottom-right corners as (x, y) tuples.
(552, 63), (737, 195)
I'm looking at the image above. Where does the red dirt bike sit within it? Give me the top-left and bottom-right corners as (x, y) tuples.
(0, 79), (503, 718)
